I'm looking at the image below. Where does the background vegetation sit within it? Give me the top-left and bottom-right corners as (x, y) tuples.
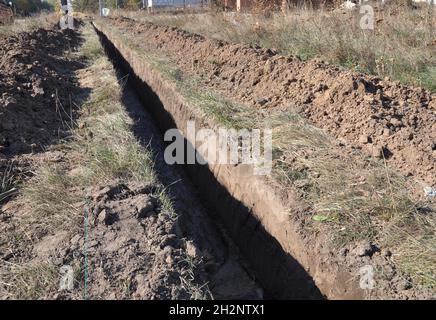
(9, 0), (53, 16)
(128, 3), (435, 91)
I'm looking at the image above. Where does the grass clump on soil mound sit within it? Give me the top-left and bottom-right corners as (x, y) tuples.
(0, 162), (17, 203)
(124, 4), (436, 92)
(105, 21), (435, 292)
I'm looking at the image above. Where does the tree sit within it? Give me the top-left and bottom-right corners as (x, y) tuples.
(72, 0), (135, 12)
(11, 0), (53, 15)
(73, 0), (99, 12)
(125, 0), (141, 9)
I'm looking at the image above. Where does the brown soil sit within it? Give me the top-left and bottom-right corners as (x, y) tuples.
(49, 179), (260, 300)
(0, 26), (84, 157)
(0, 3), (13, 26)
(107, 17), (435, 188)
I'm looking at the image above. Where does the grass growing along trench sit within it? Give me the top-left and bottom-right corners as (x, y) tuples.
(103, 21), (435, 291)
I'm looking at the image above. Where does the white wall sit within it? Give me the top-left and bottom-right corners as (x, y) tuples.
(147, 0), (204, 7)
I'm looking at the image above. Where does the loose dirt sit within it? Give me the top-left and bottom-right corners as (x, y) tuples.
(107, 17), (435, 188)
(0, 26), (83, 157)
(58, 179), (260, 299)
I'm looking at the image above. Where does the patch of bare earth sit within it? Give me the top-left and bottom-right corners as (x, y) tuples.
(0, 26), (83, 156)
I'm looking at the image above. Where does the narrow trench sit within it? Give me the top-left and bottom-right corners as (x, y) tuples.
(94, 25), (324, 300)
(115, 74), (264, 299)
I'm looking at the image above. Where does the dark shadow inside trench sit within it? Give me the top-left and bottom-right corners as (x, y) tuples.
(94, 24), (324, 300)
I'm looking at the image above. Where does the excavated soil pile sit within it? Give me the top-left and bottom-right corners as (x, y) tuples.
(109, 17), (435, 187)
(0, 27), (83, 157)
(58, 182), (212, 299)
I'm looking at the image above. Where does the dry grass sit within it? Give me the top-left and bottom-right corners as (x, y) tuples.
(73, 58), (156, 185)
(0, 13), (58, 37)
(78, 28), (104, 61)
(179, 255), (213, 300)
(0, 261), (59, 300)
(21, 166), (82, 236)
(272, 110), (435, 288)
(0, 161), (18, 203)
(124, 4), (435, 91)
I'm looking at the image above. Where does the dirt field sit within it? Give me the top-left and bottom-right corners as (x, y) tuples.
(0, 9), (434, 300)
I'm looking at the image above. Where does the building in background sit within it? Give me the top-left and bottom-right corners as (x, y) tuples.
(147, 0), (208, 11)
(214, 0), (338, 12)
(0, 0), (13, 25)
(236, 0), (281, 12)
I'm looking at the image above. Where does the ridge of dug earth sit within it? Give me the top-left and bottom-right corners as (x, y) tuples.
(106, 16), (436, 189)
(92, 20), (412, 300)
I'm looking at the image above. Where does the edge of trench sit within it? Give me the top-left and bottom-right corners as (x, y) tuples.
(91, 21), (364, 300)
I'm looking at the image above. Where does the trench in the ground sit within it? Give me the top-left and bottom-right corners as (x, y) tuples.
(93, 25), (325, 300)
(115, 74), (264, 300)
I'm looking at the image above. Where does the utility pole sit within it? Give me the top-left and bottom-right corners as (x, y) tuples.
(99, 0), (103, 16)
